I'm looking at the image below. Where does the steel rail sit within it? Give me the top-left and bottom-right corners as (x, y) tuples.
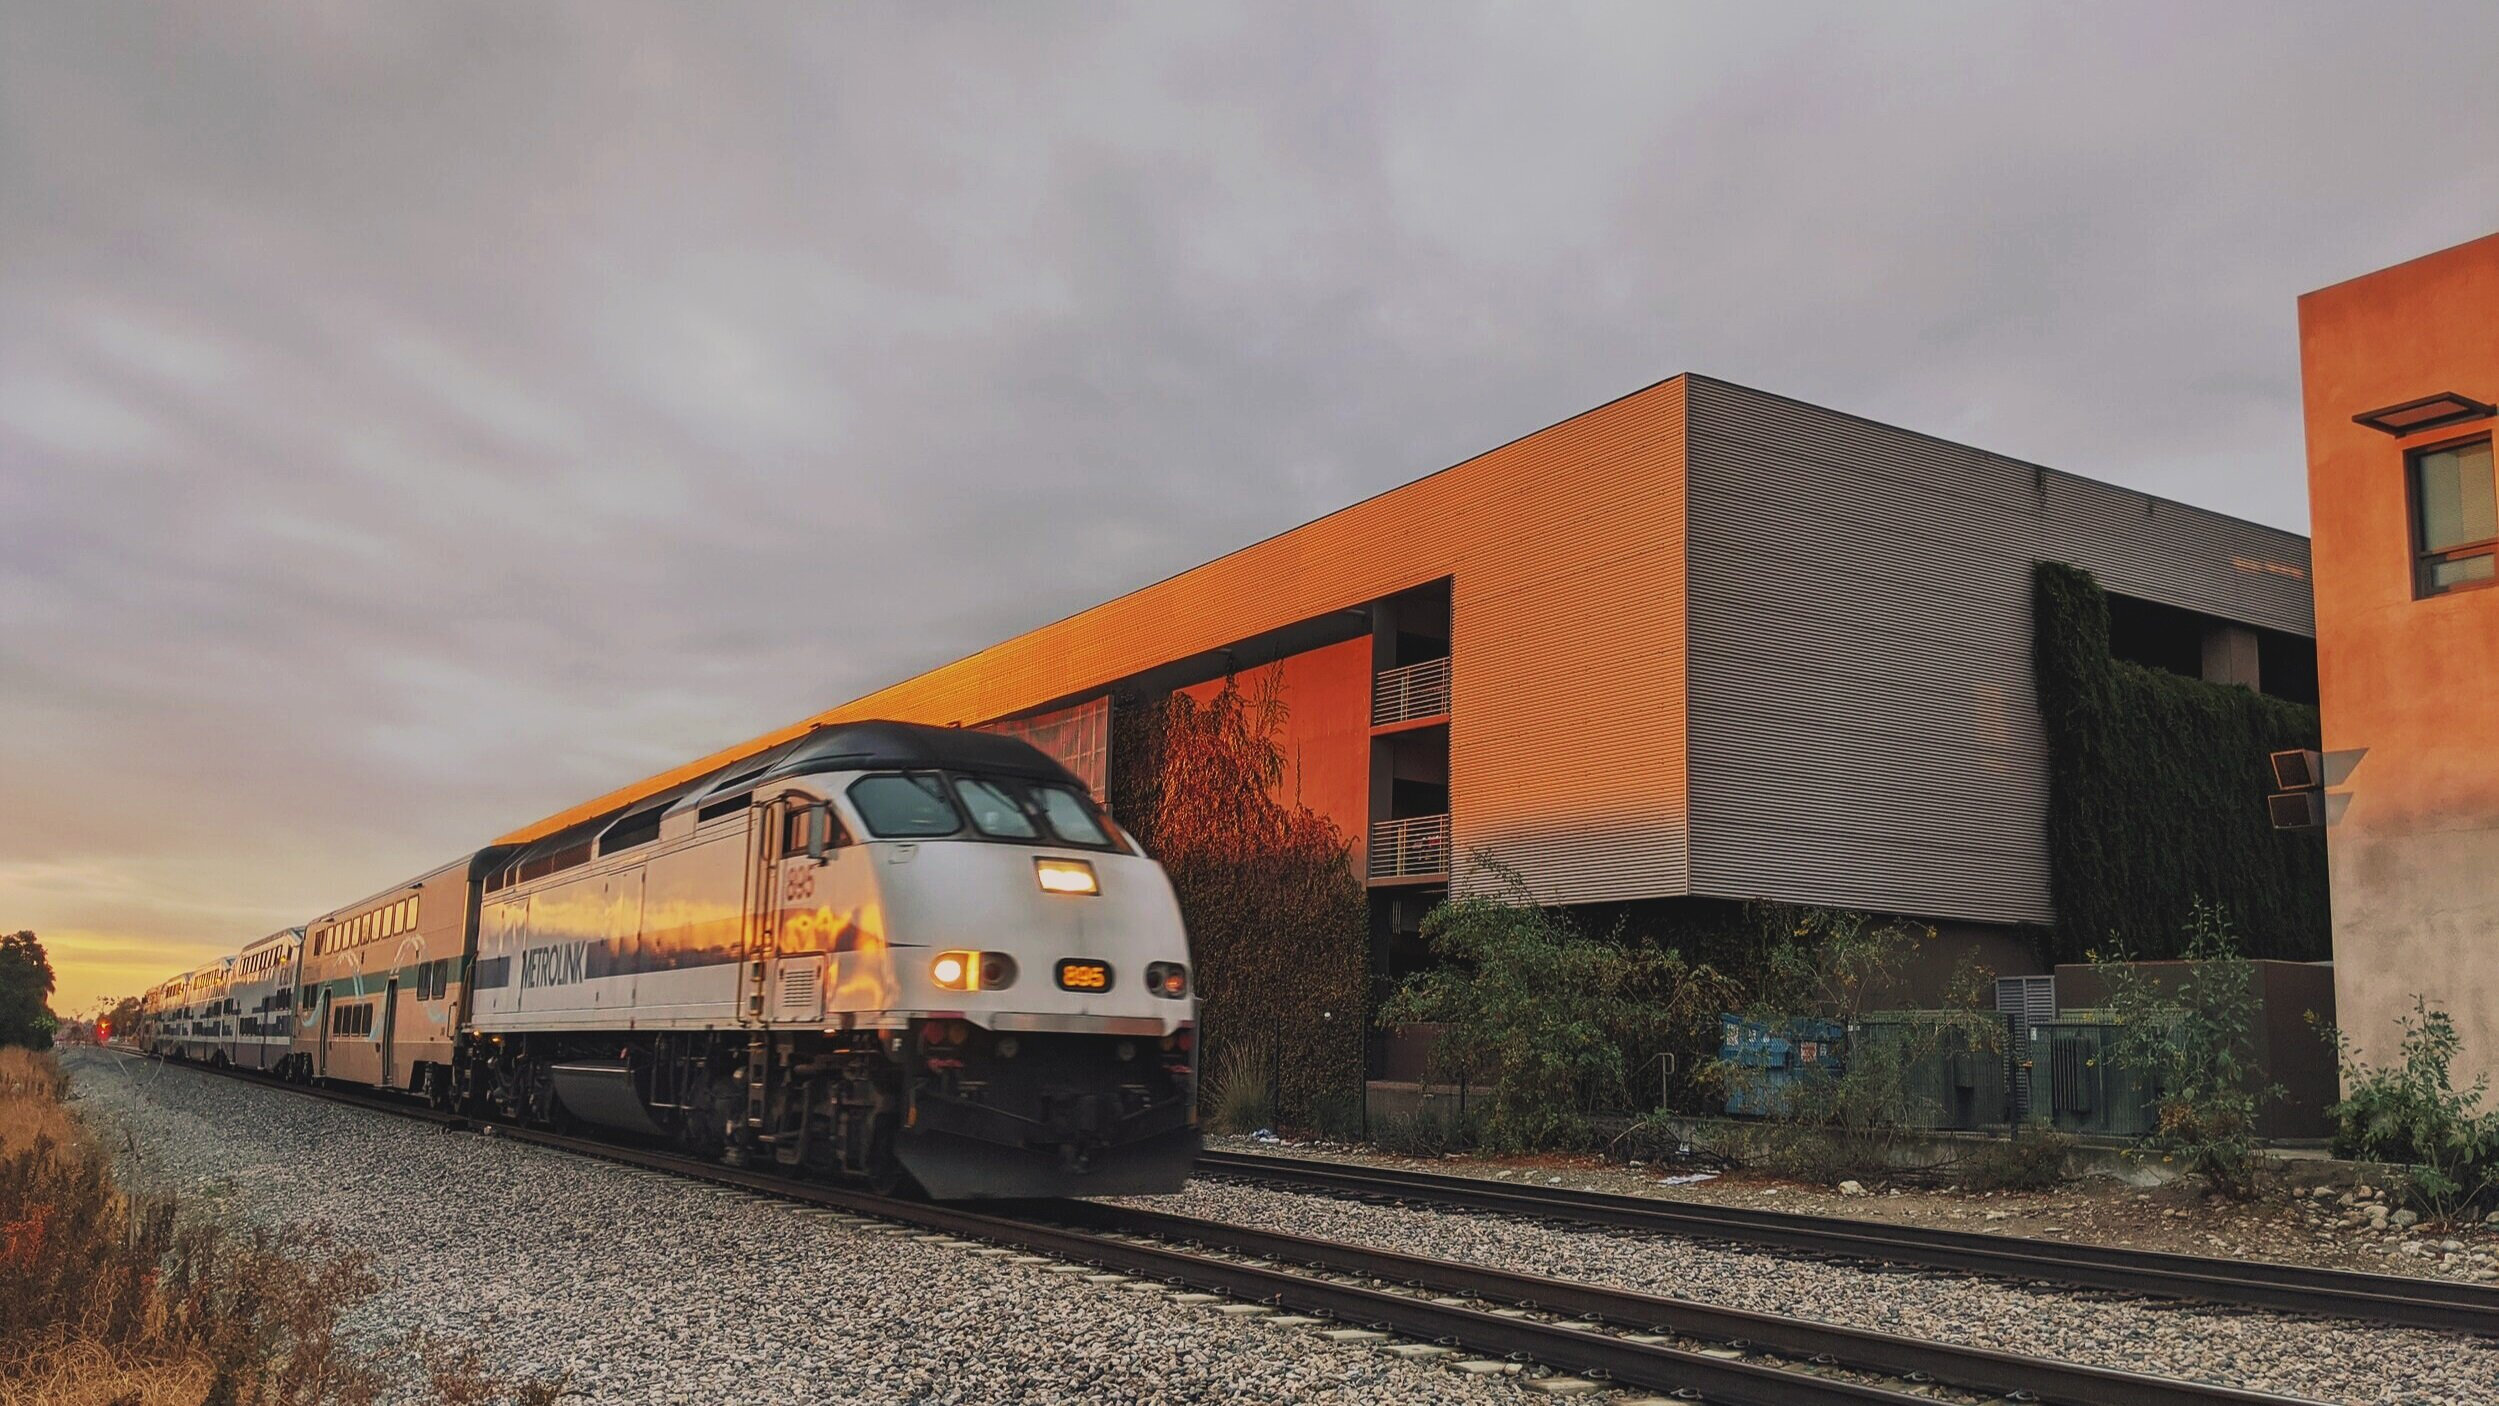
(1046, 1198), (2305, 1406)
(125, 1054), (2335, 1406)
(1198, 1150), (2499, 1337)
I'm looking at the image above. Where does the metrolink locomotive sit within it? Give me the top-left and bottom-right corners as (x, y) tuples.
(134, 723), (1201, 1199)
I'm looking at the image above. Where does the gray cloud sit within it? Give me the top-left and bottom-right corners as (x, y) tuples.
(4, 1), (2494, 1004)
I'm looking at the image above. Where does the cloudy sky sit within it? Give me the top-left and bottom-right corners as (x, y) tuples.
(6, 2), (2494, 1014)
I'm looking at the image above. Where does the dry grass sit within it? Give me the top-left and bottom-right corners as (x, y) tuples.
(0, 1048), (564, 1406)
(1, 1339), (210, 1406)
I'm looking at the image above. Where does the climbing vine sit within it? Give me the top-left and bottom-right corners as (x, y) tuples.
(2032, 562), (2327, 964)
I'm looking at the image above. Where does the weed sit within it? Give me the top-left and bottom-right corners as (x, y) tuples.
(0, 1049), (565, 1406)
(1371, 1104), (1476, 1158)
(1957, 1131), (2076, 1192)
(1201, 1041), (1276, 1136)
(2327, 999), (2499, 1221)
(2093, 901), (2277, 1199)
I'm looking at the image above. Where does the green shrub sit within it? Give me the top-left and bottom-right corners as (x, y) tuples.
(1380, 873), (1736, 1153)
(2329, 999), (2499, 1220)
(2094, 900), (2278, 1198)
(1958, 1131), (2076, 1192)
(1201, 1040), (1276, 1136)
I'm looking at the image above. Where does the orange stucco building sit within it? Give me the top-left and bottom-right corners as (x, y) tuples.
(2298, 233), (2499, 1090)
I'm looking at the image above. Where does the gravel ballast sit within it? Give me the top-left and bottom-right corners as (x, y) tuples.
(1123, 1177), (2499, 1405)
(63, 1052), (1527, 1406)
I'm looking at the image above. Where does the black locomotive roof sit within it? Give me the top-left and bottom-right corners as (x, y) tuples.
(490, 721), (1086, 888)
(741, 720), (1083, 789)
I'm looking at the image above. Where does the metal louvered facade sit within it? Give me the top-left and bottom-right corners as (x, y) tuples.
(502, 373), (2310, 931)
(1681, 377), (2311, 925)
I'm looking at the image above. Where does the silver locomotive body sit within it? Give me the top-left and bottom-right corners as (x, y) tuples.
(456, 722), (1200, 1198)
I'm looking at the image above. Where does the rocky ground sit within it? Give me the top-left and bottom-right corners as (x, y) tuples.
(1205, 1133), (2499, 1282)
(63, 1051), (1529, 1406)
(66, 1054), (2499, 1405)
(1131, 1171), (2499, 1404)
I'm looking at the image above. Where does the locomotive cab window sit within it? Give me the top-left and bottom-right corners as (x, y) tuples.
(1033, 786), (1111, 846)
(780, 805), (853, 857)
(2414, 436), (2497, 596)
(848, 771), (1118, 850)
(847, 774), (964, 837)
(954, 778), (1040, 838)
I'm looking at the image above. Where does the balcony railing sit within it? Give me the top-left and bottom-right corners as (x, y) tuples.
(1372, 656), (1451, 727)
(1369, 813), (1451, 880)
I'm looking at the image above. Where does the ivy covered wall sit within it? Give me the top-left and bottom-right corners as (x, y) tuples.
(1111, 678), (1368, 1117)
(2031, 562), (2328, 964)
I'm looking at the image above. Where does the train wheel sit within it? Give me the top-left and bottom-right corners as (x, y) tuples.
(863, 1115), (918, 1198)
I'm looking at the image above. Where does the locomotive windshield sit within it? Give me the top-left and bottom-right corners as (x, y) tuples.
(846, 771), (1118, 849)
(846, 774), (960, 836)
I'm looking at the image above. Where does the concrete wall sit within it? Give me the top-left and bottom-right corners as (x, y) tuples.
(2298, 232), (2499, 1094)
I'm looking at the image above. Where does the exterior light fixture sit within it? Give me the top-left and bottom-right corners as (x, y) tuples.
(2352, 392), (2494, 437)
(2269, 748), (2326, 830)
(2269, 749), (2323, 790)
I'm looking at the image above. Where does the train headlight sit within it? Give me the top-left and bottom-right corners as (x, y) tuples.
(1034, 857), (1099, 895)
(930, 950), (1020, 992)
(1144, 961), (1190, 999)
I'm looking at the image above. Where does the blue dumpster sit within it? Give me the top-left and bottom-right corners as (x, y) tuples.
(1718, 1014), (1845, 1117)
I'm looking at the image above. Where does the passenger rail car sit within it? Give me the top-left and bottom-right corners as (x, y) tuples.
(135, 722), (1199, 1201)
(134, 977), (182, 1055)
(159, 960), (235, 1063)
(461, 723), (1199, 1198)
(293, 856), (498, 1098)
(223, 928), (304, 1073)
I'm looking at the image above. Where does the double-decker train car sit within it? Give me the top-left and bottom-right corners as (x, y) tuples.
(461, 722), (1199, 1198)
(223, 928), (304, 1072)
(132, 722), (1198, 1201)
(293, 857), (500, 1098)
(165, 959), (235, 1062)
(133, 976), (182, 1054)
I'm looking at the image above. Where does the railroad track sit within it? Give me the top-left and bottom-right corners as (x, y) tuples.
(1199, 1149), (2499, 1338)
(124, 1054), (2338, 1406)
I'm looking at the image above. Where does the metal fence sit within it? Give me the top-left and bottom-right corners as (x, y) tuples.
(1368, 813), (1451, 879)
(1371, 656), (1451, 727)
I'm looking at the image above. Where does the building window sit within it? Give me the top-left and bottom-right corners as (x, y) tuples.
(2414, 437), (2496, 596)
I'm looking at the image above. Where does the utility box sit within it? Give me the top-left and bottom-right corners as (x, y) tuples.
(2024, 1013), (2162, 1138)
(1718, 1015), (1844, 1117)
(1854, 1010), (2012, 1130)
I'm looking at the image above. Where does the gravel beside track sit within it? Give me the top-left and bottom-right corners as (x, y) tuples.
(1123, 1180), (2499, 1406)
(63, 1053), (1526, 1406)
